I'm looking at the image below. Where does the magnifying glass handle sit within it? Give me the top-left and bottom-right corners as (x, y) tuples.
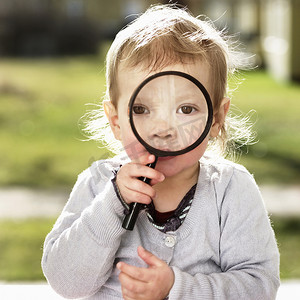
(122, 156), (158, 230)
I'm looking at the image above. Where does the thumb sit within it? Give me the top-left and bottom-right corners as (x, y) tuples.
(137, 246), (163, 267)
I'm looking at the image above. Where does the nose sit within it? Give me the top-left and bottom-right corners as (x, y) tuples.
(152, 126), (176, 139)
(148, 119), (178, 150)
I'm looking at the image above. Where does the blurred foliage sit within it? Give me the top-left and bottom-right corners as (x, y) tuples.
(0, 48), (112, 189)
(274, 217), (300, 279)
(0, 218), (52, 281)
(0, 51), (300, 189)
(0, 217), (298, 281)
(230, 71), (300, 184)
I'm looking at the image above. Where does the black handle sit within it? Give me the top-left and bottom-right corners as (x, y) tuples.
(122, 156), (158, 230)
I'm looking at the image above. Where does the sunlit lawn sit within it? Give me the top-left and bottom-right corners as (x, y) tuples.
(0, 53), (111, 189)
(232, 71), (300, 184)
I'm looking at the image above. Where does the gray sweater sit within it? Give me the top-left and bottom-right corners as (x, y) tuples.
(42, 155), (280, 299)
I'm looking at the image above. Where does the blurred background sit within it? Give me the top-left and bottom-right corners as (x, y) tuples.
(0, 0), (299, 285)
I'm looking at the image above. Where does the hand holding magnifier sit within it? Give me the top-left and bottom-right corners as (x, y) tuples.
(122, 71), (213, 230)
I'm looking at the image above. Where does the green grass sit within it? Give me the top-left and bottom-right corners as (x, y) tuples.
(0, 217), (298, 282)
(231, 71), (300, 184)
(0, 219), (55, 281)
(274, 217), (300, 279)
(0, 54), (300, 187)
(0, 54), (112, 189)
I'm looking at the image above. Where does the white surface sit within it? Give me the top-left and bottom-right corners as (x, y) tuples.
(261, 185), (300, 216)
(0, 283), (65, 300)
(0, 281), (299, 299)
(0, 188), (68, 219)
(276, 280), (300, 300)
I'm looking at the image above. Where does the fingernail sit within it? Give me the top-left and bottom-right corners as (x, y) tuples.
(116, 262), (122, 270)
(149, 154), (155, 161)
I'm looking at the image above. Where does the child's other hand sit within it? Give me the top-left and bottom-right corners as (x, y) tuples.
(116, 154), (165, 205)
(117, 246), (174, 300)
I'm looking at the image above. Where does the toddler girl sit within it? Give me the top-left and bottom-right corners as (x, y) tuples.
(42, 5), (280, 299)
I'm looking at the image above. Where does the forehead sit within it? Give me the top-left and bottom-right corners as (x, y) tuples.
(135, 74), (205, 103)
(116, 60), (212, 107)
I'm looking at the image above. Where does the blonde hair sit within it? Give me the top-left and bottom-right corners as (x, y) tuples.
(83, 4), (255, 157)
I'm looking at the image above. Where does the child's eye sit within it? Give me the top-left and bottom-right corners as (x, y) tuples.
(177, 105), (197, 114)
(132, 105), (149, 114)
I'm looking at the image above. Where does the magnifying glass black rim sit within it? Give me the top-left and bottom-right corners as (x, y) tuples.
(128, 70), (213, 157)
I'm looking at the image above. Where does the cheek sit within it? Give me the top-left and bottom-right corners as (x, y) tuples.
(184, 138), (208, 161)
(117, 110), (148, 160)
(120, 129), (147, 160)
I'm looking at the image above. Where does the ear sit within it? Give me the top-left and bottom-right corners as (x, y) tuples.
(210, 97), (230, 138)
(103, 100), (121, 140)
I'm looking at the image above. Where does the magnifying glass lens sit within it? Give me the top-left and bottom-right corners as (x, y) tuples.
(130, 72), (211, 156)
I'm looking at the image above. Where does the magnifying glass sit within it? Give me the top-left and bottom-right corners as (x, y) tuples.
(122, 71), (213, 230)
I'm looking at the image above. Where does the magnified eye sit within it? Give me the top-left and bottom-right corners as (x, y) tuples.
(133, 105), (149, 115)
(177, 105), (197, 114)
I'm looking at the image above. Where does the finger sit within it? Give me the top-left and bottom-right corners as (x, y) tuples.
(119, 270), (148, 293)
(150, 177), (164, 186)
(117, 164), (165, 186)
(117, 262), (150, 282)
(121, 188), (153, 205)
(116, 165), (164, 204)
(122, 289), (136, 300)
(125, 178), (156, 198)
(137, 246), (164, 267)
(125, 164), (165, 182)
(122, 286), (144, 300)
(131, 153), (156, 165)
(119, 175), (156, 204)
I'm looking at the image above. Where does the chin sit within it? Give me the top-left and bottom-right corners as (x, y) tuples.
(157, 161), (191, 177)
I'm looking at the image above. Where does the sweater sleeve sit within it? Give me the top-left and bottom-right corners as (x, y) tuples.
(42, 162), (126, 299)
(168, 168), (280, 300)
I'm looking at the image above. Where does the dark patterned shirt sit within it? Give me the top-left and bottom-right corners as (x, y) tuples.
(146, 184), (196, 233)
(112, 168), (196, 233)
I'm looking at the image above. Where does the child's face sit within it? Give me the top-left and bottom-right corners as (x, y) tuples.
(111, 60), (213, 178)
